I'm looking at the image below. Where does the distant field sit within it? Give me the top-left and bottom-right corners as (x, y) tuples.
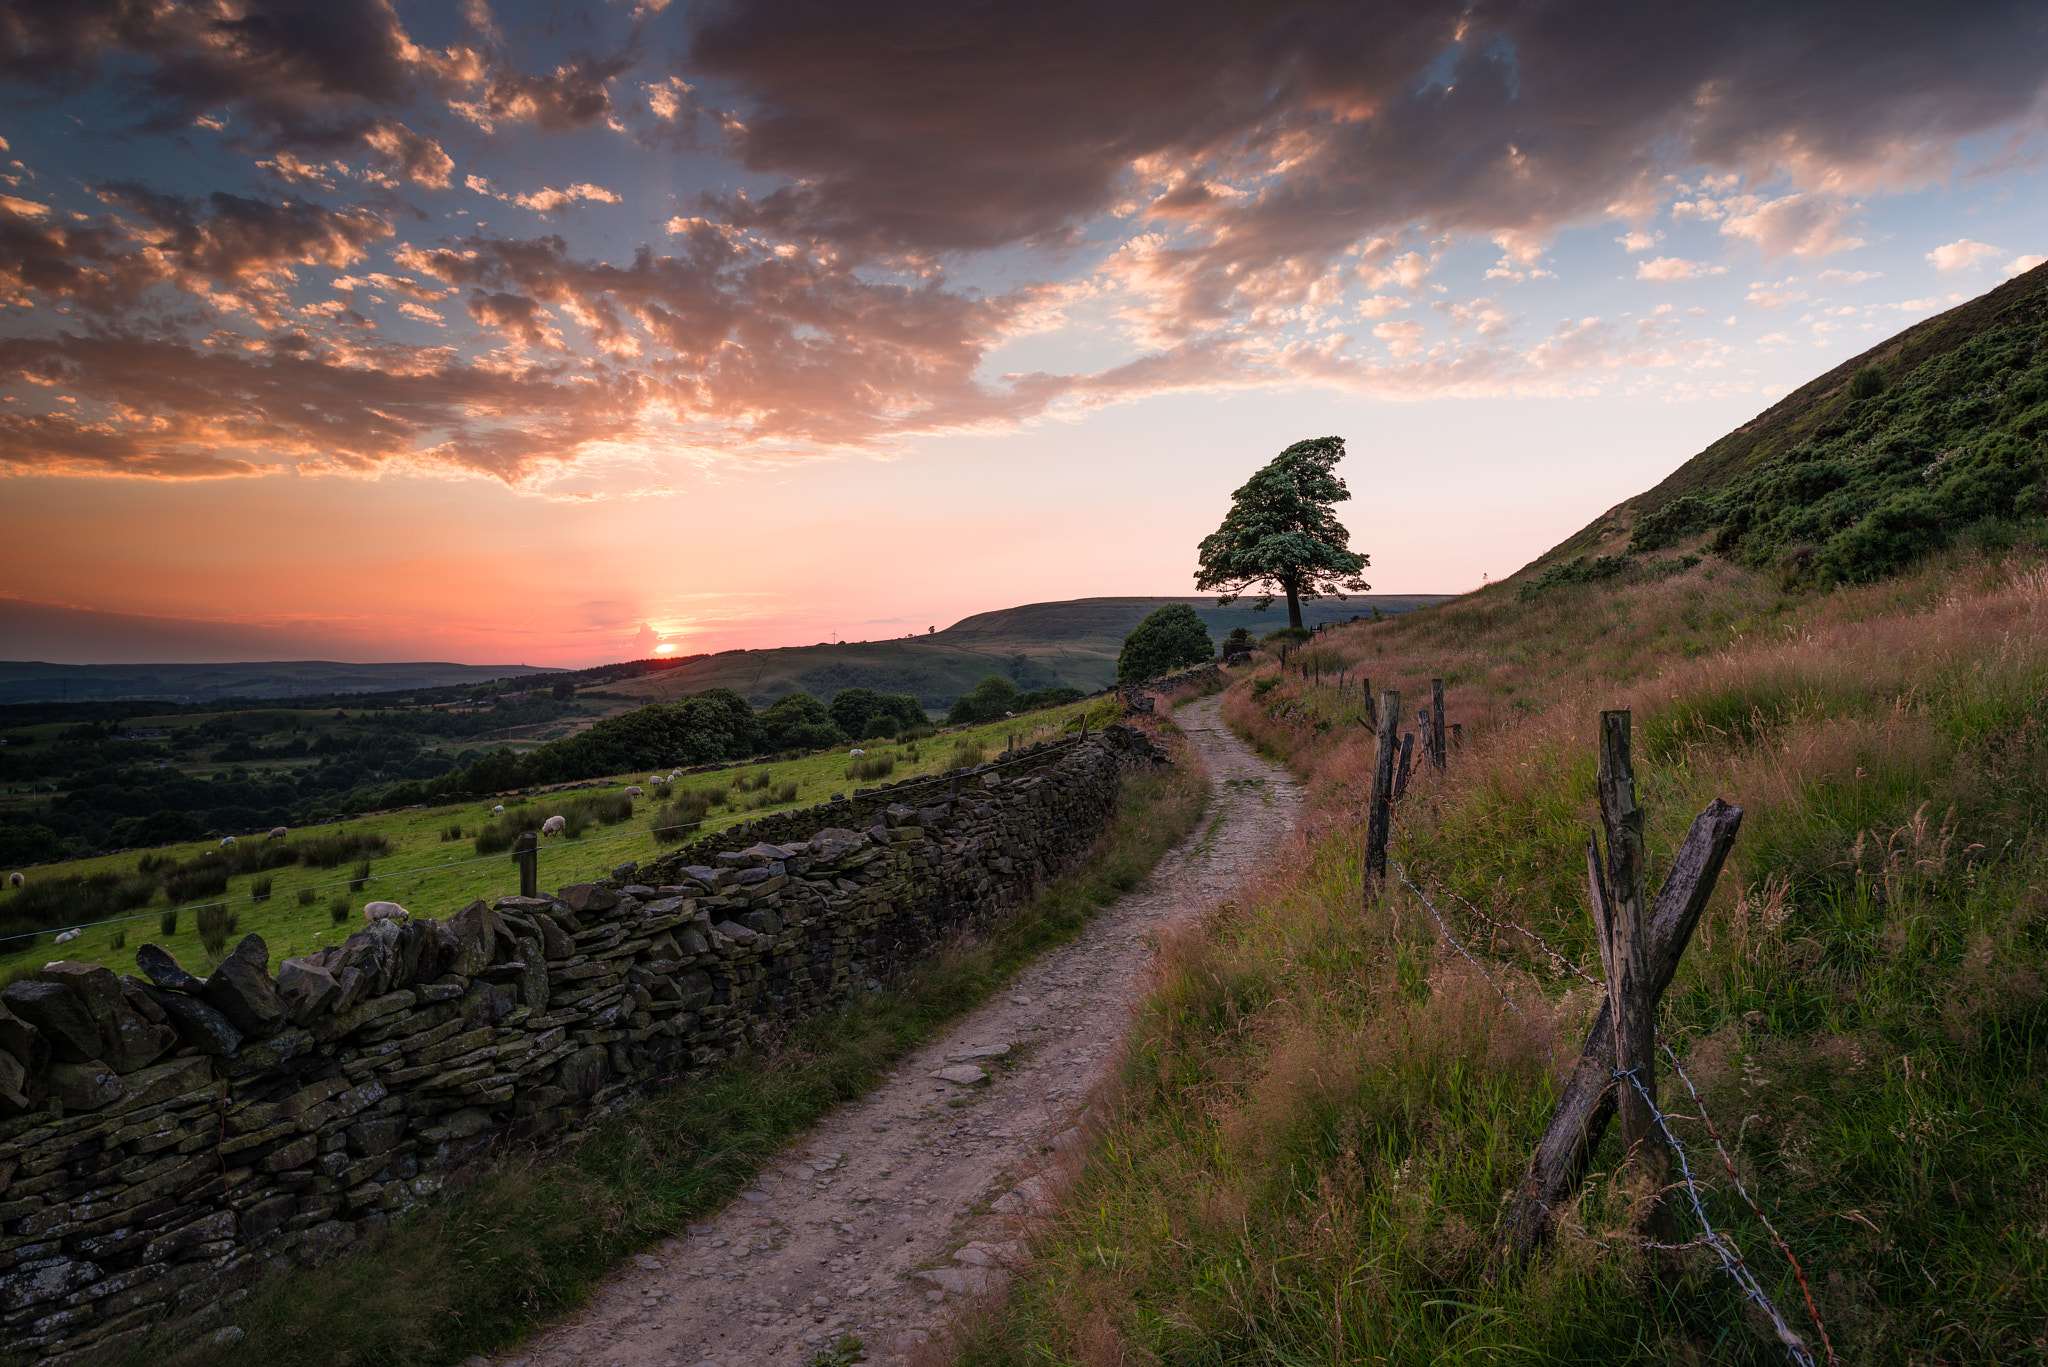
(0, 701), (1100, 980)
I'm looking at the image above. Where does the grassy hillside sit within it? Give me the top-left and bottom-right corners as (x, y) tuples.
(599, 594), (1450, 708)
(961, 546), (2048, 1365)
(1528, 259), (2048, 586)
(0, 702), (1094, 981)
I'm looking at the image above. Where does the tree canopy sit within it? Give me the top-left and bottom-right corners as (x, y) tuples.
(1117, 603), (1215, 684)
(1194, 435), (1369, 629)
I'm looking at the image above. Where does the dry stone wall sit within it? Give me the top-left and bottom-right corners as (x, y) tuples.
(0, 726), (1167, 1366)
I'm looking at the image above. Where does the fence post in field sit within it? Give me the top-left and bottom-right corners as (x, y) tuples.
(512, 830), (538, 899)
(1450, 722), (1463, 751)
(1392, 732), (1415, 801)
(1494, 722), (1744, 1262)
(1431, 679), (1447, 771)
(1588, 710), (1669, 1229)
(1364, 690), (1402, 885)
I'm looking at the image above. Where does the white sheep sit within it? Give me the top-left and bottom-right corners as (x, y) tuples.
(624, 786), (644, 798)
(54, 928), (80, 944)
(219, 835), (237, 848)
(541, 814), (567, 836)
(5, 873), (21, 889)
(647, 775), (662, 784)
(849, 748), (865, 757)
(491, 804), (505, 815)
(363, 901), (409, 923)
(268, 826), (288, 840)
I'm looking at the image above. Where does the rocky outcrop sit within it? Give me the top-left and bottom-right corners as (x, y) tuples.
(0, 726), (1166, 1365)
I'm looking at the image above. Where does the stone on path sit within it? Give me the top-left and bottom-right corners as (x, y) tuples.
(928, 1064), (988, 1086)
(945, 1043), (1011, 1061)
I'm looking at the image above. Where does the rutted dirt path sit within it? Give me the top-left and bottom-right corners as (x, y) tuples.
(493, 694), (1298, 1367)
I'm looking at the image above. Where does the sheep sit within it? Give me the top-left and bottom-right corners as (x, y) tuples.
(268, 826), (289, 840)
(491, 804), (505, 815)
(220, 835), (237, 849)
(849, 748), (865, 757)
(5, 873), (21, 889)
(647, 775), (662, 784)
(363, 901), (409, 923)
(54, 928), (80, 944)
(624, 786), (644, 798)
(541, 814), (567, 836)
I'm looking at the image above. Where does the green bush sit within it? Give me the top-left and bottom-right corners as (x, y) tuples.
(1116, 602), (1214, 685)
(947, 676), (1019, 726)
(1848, 362), (1887, 400)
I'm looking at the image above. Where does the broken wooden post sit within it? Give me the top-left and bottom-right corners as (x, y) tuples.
(1431, 679), (1447, 771)
(512, 830), (538, 899)
(1364, 690), (1401, 883)
(1393, 732), (1416, 800)
(1495, 786), (1743, 1261)
(1589, 710), (1666, 1220)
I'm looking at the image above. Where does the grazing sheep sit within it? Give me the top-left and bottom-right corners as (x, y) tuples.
(268, 826), (288, 840)
(541, 815), (567, 836)
(363, 901), (409, 923)
(491, 804), (505, 815)
(648, 775), (662, 784)
(849, 748), (865, 756)
(54, 928), (80, 944)
(5, 873), (21, 889)
(220, 835), (237, 848)
(624, 786), (644, 798)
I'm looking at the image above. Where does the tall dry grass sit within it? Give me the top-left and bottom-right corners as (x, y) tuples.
(960, 549), (2048, 1366)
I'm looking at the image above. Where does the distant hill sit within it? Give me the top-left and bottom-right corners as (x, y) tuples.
(599, 594), (1452, 709)
(1520, 259), (2048, 588)
(0, 660), (561, 706)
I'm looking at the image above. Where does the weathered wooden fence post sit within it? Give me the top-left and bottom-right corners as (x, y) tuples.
(512, 829), (538, 899)
(1365, 690), (1401, 884)
(1495, 758), (1744, 1261)
(1392, 732), (1416, 801)
(1589, 710), (1668, 1225)
(1431, 679), (1447, 771)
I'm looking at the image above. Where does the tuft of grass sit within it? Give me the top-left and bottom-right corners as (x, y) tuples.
(846, 755), (895, 783)
(347, 860), (372, 893)
(250, 875), (272, 903)
(440, 823), (465, 843)
(196, 904), (238, 957)
(297, 887), (316, 907)
(329, 897), (349, 926)
(949, 738), (986, 769)
(148, 721), (1206, 1367)
(158, 909), (178, 937)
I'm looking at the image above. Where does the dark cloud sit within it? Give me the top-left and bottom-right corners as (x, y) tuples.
(686, 0), (2048, 310)
(97, 184), (390, 284)
(460, 51), (632, 132)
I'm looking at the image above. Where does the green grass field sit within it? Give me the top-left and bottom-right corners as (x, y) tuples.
(0, 702), (1102, 981)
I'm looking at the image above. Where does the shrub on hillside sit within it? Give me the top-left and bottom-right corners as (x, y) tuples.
(827, 688), (925, 740)
(1116, 602), (1215, 684)
(947, 676), (1018, 726)
(759, 693), (847, 752)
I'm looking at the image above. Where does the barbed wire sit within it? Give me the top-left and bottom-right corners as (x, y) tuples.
(1617, 1066), (1817, 1367)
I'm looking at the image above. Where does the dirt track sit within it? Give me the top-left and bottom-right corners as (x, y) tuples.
(491, 692), (1299, 1367)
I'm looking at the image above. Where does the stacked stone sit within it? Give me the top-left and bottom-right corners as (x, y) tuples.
(0, 725), (1167, 1366)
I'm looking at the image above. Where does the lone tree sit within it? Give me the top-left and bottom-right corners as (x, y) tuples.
(1117, 602), (1214, 684)
(1195, 435), (1369, 630)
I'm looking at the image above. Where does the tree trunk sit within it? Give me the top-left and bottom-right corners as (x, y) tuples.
(1285, 579), (1303, 630)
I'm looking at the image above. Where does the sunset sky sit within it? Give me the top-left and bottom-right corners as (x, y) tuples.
(3, 0), (2045, 666)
